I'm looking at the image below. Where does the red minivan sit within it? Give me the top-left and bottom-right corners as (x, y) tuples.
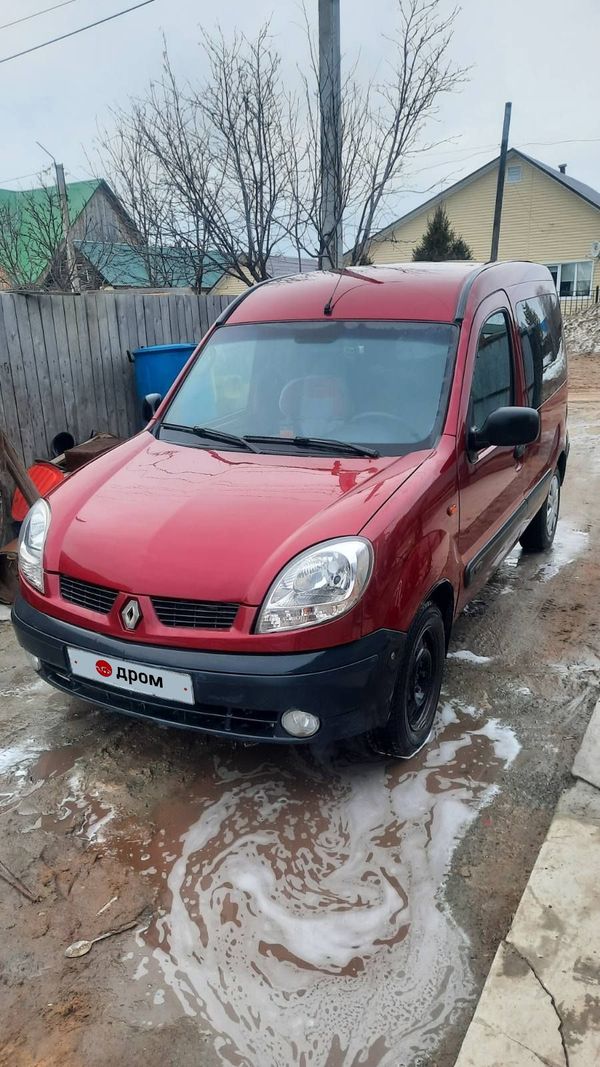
(13, 262), (568, 757)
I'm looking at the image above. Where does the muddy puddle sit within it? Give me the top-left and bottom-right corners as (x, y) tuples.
(49, 701), (521, 1067)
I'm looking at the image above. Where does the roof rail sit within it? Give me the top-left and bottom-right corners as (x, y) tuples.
(454, 263), (497, 322)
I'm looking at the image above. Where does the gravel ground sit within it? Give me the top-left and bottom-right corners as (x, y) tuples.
(1, 356), (599, 1067)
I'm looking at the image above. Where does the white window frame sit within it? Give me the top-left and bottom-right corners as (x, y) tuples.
(506, 165), (523, 184)
(545, 260), (593, 298)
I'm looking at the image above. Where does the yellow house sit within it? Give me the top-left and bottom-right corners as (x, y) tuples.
(368, 149), (600, 305)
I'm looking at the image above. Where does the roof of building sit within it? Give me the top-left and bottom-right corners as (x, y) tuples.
(265, 254), (317, 277)
(370, 149), (600, 246)
(0, 179), (103, 282)
(76, 241), (225, 290)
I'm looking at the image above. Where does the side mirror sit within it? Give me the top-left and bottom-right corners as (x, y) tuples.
(469, 406), (540, 453)
(142, 393), (162, 422)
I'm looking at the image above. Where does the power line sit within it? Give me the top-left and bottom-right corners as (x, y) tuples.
(0, 0), (157, 65)
(0, 167), (53, 185)
(0, 0), (80, 32)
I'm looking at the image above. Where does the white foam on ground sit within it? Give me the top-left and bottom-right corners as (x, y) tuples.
(128, 702), (520, 1066)
(448, 650), (493, 664)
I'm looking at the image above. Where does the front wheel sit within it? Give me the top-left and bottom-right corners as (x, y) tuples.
(520, 469), (560, 553)
(366, 601), (446, 759)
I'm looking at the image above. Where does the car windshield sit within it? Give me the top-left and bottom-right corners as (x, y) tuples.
(160, 320), (458, 455)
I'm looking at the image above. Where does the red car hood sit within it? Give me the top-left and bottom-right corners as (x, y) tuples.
(47, 433), (427, 604)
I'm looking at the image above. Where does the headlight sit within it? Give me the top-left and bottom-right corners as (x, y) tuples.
(257, 537), (373, 634)
(18, 498), (51, 593)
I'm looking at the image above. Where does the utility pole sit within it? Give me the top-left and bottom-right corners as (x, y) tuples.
(318, 0), (342, 269)
(490, 101), (512, 262)
(36, 142), (81, 293)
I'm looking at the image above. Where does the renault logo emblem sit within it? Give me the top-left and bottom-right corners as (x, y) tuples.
(121, 598), (142, 631)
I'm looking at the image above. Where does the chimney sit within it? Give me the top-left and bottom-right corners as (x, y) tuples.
(558, 163), (567, 174)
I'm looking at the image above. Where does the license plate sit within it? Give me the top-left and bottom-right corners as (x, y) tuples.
(67, 648), (194, 705)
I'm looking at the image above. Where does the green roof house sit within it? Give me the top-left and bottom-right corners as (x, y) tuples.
(0, 177), (225, 292)
(0, 178), (143, 289)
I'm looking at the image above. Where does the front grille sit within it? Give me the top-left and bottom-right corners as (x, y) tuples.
(151, 596), (239, 630)
(59, 574), (118, 615)
(43, 666), (280, 739)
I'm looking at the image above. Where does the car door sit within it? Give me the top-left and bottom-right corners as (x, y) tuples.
(514, 290), (567, 508)
(457, 297), (528, 600)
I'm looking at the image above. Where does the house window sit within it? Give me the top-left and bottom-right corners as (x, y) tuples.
(545, 261), (593, 297)
(506, 165), (523, 184)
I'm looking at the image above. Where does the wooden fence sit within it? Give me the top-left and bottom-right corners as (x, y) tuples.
(0, 290), (232, 467)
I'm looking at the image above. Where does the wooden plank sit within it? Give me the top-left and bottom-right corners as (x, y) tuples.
(188, 297), (203, 340)
(0, 299), (25, 460)
(12, 293), (49, 457)
(167, 293), (181, 343)
(134, 291), (148, 349)
(73, 293), (100, 437)
(125, 292), (145, 429)
(114, 293), (139, 434)
(50, 296), (79, 443)
(37, 294), (68, 440)
(104, 294), (130, 438)
(82, 292), (111, 433)
(198, 294), (209, 336)
(24, 295), (55, 454)
(93, 292), (120, 436)
(159, 294), (172, 346)
(1, 295), (38, 465)
(181, 292), (196, 341)
(149, 294), (163, 345)
(61, 294), (87, 442)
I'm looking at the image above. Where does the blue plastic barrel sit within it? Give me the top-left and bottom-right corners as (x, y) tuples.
(130, 342), (197, 405)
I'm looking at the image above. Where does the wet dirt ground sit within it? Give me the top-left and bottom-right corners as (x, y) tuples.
(1, 355), (600, 1067)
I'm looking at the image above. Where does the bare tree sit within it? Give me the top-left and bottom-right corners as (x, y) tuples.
(95, 0), (466, 283)
(345, 1), (467, 265)
(0, 181), (74, 290)
(94, 109), (180, 287)
(97, 28), (297, 290)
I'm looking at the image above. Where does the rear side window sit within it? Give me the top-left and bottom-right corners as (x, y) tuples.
(516, 293), (567, 406)
(469, 311), (514, 431)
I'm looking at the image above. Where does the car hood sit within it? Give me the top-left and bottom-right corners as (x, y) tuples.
(47, 433), (427, 603)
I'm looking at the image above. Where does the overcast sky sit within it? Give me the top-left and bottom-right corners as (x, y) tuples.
(2, 0), (600, 226)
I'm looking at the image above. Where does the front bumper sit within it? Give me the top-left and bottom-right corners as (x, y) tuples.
(12, 596), (405, 744)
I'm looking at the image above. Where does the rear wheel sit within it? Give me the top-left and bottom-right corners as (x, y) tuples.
(366, 601), (446, 758)
(520, 469), (560, 553)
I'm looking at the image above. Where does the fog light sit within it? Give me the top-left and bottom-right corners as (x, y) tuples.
(24, 651), (41, 672)
(281, 709), (320, 738)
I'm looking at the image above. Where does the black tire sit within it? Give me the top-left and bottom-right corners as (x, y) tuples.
(520, 469), (560, 553)
(366, 601), (446, 759)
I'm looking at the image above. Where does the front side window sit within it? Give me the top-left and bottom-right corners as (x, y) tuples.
(516, 293), (566, 405)
(469, 312), (514, 433)
(161, 320), (459, 455)
(545, 260), (593, 298)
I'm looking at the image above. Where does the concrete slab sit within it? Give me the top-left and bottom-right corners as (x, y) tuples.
(0, 605), (12, 623)
(455, 780), (600, 1067)
(572, 697), (600, 790)
(455, 941), (566, 1066)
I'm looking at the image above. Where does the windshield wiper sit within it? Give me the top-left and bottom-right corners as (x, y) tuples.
(160, 422), (262, 453)
(246, 435), (380, 458)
